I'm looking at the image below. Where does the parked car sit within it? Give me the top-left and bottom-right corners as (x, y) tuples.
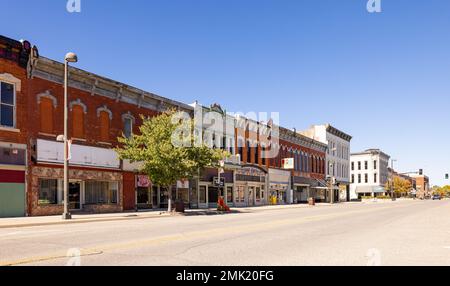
(432, 194), (442, 200)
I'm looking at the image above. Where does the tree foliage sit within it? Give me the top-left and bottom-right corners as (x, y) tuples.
(385, 177), (413, 196)
(115, 109), (229, 189)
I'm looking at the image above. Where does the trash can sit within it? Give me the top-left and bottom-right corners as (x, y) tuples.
(175, 200), (185, 213)
(308, 197), (315, 206)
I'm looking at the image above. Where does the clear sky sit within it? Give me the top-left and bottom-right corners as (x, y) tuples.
(1, 0), (449, 185)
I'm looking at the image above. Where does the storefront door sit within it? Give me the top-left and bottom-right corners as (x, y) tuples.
(69, 182), (81, 210)
(208, 186), (219, 208)
(248, 186), (255, 206)
(199, 185), (207, 208)
(137, 187), (151, 209)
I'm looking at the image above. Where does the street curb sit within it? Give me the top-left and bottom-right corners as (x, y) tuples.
(0, 213), (171, 229)
(0, 203), (349, 229)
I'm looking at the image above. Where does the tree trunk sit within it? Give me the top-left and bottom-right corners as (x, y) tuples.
(167, 185), (172, 213)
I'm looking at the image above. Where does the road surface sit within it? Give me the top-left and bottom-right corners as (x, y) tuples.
(1, 200), (449, 266)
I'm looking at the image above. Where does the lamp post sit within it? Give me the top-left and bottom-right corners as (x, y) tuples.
(390, 159), (397, 201)
(62, 52), (78, 220)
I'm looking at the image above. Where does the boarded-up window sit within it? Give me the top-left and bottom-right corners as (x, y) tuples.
(72, 105), (85, 138)
(99, 111), (110, 142)
(39, 97), (54, 134)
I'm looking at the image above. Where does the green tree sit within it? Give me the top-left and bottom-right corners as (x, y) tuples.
(115, 109), (228, 212)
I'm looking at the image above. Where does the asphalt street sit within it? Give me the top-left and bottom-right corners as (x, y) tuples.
(1, 200), (449, 266)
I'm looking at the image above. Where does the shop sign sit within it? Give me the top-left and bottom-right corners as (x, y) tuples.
(281, 158), (295, 170)
(213, 177), (225, 187)
(137, 175), (151, 188)
(177, 179), (190, 189)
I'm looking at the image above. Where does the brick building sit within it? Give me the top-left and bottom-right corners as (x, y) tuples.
(0, 35), (192, 217)
(270, 127), (327, 204)
(0, 36), (33, 217)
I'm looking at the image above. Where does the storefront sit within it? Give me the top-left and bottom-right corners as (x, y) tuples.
(235, 165), (268, 207)
(0, 144), (27, 218)
(196, 168), (234, 209)
(269, 169), (291, 205)
(135, 175), (192, 210)
(32, 139), (123, 216)
(31, 166), (123, 216)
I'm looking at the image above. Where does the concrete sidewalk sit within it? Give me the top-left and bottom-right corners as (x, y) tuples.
(0, 202), (339, 229)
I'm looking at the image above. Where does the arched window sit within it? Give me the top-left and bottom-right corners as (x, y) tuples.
(70, 99), (87, 139)
(37, 91), (57, 134)
(97, 106), (112, 142)
(122, 112), (135, 139)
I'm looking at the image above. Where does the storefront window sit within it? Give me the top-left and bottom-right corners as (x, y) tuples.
(38, 179), (59, 205)
(235, 186), (245, 203)
(256, 187), (261, 202)
(85, 181), (118, 205)
(177, 188), (189, 204)
(227, 186), (233, 204)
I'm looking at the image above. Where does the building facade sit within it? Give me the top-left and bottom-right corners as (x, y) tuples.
(300, 124), (352, 202)
(274, 127), (327, 204)
(0, 35), (193, 217)
(350, 149), (390, 200)
(0, 36), (33, 217)
(406, 172), (430, 199)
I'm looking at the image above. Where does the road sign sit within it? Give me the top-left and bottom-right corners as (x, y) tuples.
(213, 177), (225, 187)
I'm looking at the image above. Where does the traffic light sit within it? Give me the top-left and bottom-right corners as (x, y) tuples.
(419, 169), (423, 175)
(446, 174), (449, 180)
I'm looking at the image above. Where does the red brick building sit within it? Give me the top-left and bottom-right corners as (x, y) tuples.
(269, 127), (327, 204)
(0, 35), (192, 217)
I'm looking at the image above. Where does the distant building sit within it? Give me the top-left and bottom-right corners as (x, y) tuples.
(406, 172), (430, 199)
(350, 149), (390, 200)
(388, 168), (417, 197)
(300, 124), (352, 202)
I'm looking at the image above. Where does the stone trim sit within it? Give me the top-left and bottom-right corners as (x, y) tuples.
(0, 73), (21, 91)
(96, 105), (113, 120)
(121, 112), (136, 123)
(36, 90), (57, 108)
(69, 99), (87, 113)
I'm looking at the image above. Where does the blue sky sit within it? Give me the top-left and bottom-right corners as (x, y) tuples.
(1, 0), (450, 185)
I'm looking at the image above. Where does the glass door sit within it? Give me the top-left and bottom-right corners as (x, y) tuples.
(248, 186), (255, 206)
(199, 185), (207, 208)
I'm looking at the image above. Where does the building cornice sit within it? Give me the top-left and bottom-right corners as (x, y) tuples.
(30, 56), (193, 114)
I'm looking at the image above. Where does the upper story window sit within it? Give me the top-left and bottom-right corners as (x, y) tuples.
(358, 161), (361, 170)
(374, 160), (377, 170)
(97, 106), (112, 142)
(122, 112), (135, 139)
(351, 161), (354, 171)
(70, 100), (87, 139)
(37, 91), (58, 134)
(0, 81), (15, 128)
(365, 161), (368, 170)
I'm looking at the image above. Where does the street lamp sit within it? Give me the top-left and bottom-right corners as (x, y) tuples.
(61, 52), (78, 220)
(390, 159), (397, 201)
